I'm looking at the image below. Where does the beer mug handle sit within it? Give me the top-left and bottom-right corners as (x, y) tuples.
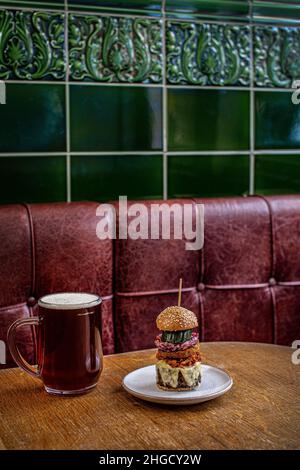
(7, 317), (41, 378)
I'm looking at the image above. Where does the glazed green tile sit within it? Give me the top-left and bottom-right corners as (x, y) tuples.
(168, 155), (249, 198)
(0, 156), (66, 204)
(255, 92), (300, 150)
(69, 14), (162, 83)
(0, 84), (66, 152)
(68, 1), (162, 16)
(0, 1), (65, 9)
(165, 0), (249, 22)
(253, 1), (300, 25)
(256, 155), (300, 195)
(167, 22), (250, 86)
(70, 85), (162, 152)
(168, 89), (249, 151)
(0, 9), (65, 80)
(71, 154), (163, 201)
(254, 26), (300, 88)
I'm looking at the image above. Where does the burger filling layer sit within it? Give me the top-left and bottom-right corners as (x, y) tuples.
(156, 360), (201, 389)
(156, 343), (201, 361)
(161, 329), (192, 343)
(155, 331), (198, 352)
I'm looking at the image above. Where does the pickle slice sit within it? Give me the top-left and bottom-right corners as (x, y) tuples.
(161, 329), (192, 344)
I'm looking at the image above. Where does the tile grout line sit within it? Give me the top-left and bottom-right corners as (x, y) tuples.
(69, 81), (162, 88)
(167, 85), (293, 93)
(164, 16), (300, 29)
(162, 0), (168, 200)
(167, 151), (250, 156)
(0, 150), (300, 158)
(65, 0), (71, 203)
(253, 150), (300, 155)
(250, 90), (255, 194)
(169, 17), (250, 28)
(249, 0), (255, 195)
(3, 80), (295, 93)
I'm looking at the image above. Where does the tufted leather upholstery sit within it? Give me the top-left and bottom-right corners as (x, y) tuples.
(114, 196), (300, 352)
(0, 202), (114, 368)
(0, 196), (299, 367)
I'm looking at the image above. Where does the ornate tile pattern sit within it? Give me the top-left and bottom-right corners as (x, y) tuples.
(69, 15), (163, 83)
(254, 26), (300, 87)
(166, 21), (250, 86)
(0, 10), (65, 80)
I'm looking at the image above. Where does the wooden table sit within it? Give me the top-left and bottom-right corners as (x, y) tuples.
(0, 342), (299, 450)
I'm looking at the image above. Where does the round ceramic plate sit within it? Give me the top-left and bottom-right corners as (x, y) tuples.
(122, 364), (233, 405)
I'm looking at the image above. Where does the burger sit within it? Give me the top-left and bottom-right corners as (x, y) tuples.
(155, 306), (201, 391)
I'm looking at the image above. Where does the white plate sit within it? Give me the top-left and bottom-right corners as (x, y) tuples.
(122, 364), (233, 405)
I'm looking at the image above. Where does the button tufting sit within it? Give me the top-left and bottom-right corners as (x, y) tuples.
(27, 296), (36, 307)
(197, 283), (205, 292)
(269, 278), (276, 286)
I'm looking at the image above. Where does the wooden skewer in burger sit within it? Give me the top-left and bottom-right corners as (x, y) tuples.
(155, 279), (201, 391)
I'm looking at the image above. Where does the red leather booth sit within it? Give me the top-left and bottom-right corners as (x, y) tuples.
(1, 196), (300, 368)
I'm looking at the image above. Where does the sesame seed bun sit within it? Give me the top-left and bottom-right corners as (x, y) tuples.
(156, 306), (198, 331)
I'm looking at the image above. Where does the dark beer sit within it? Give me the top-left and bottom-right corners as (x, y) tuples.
(8, 293), (103, 395)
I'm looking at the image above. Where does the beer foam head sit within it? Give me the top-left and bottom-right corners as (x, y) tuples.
(38, 293), (101, 310)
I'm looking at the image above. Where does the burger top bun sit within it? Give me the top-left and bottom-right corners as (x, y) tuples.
(156, 306), (198, 331)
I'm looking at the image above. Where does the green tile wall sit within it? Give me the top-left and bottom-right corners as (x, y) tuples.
(0, 84), (66, 152)
(70, 86), (162, 151)
(256, 155), (300, 195)
(166, 1), (250, 22)
(72, 154), (163, 200)
(168, 155), (249, 198)
(69, 1), (162, 16)
(168, 89), (250, 151)
(0, 156), (66, 203)
(255, 92), (300, 149)
(0, 0), (299, 204)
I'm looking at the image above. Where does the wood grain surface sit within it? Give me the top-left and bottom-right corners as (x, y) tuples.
(0, 342), (299, 450)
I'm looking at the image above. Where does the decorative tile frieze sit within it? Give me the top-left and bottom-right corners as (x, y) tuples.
(166, 21), (250, 86)
(0, 10), (65, 80)
(254, 26), (300, 88)
(69, 15), (162, 83)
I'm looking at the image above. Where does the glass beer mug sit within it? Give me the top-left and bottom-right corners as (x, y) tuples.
(8, 293), (103, 395)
